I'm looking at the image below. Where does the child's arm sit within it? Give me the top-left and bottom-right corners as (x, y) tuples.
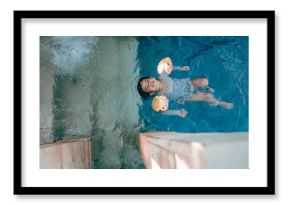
(173, 66), (190, 71)
(161, 109), (188, 118)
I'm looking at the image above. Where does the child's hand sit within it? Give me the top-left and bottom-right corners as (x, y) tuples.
(178, 109), (188, 118)
(180, 66), (190, 71)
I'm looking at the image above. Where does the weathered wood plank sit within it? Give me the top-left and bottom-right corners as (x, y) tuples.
(40, 138), (92, 169)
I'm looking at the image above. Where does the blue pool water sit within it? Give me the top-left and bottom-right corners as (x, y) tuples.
(137, 36), (248, 133)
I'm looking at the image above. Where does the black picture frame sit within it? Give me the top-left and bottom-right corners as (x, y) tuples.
(14, 10), (275, 195)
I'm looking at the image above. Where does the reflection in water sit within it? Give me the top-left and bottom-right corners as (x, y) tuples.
(40, 36), (145, 168)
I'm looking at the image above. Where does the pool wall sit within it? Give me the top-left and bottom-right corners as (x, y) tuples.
(40, 37), (145, 168)
(40, 40), (55, 144)
(140, 132), (248, 169)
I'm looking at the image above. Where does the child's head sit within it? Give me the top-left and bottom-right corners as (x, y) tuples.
(137, 77), (159, 100)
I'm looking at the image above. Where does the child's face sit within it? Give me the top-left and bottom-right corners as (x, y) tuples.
(140, 77), (159, 93)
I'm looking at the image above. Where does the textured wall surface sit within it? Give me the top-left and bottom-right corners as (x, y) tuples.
(40, 37), (144, 168)
(140, 132), (248, 169)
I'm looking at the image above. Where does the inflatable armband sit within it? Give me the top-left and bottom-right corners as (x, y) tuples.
(157, 57), (173, 75)
(152, 96), (169, 112)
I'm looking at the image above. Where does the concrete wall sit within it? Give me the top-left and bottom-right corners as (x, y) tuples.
(89, 37), (143, 168)
(40, 41), (55, 144)
(56, 75), (92, 138)
(40, 37), (144, 169)
(140, 132), (248, 169)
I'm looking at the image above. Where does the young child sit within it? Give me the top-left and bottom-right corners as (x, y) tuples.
(137, 57), (233, 118)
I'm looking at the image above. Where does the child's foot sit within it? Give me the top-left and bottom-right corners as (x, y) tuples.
(220, 102), (234, 110)
(208, 100), (233, 109)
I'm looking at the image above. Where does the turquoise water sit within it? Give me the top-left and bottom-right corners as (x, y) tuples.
(137, 36), (248, 133)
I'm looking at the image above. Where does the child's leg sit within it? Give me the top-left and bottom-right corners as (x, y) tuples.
(190, 78), (208, 88)
(186, 92), (233, 109)
(208, 99), (233, 109)
(186, 91), (212, 102)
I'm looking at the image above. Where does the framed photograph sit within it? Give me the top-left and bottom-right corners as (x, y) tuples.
(14, 10), (275, 195)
